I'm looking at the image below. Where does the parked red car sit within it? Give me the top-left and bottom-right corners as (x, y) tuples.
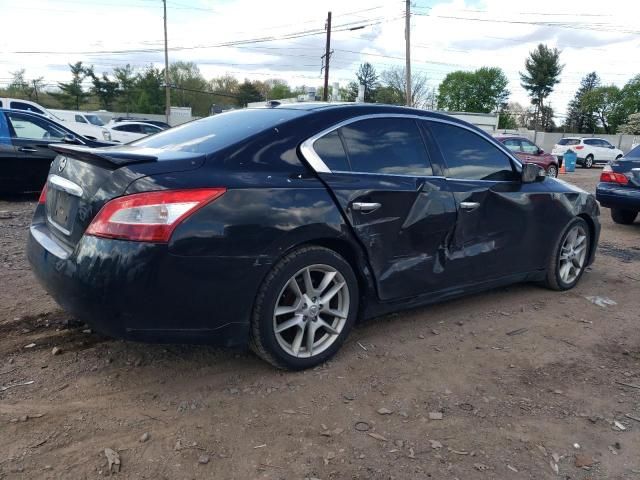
(495, 135), (560, 178)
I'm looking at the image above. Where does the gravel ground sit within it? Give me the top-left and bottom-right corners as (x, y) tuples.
(1, 169), (639, 479)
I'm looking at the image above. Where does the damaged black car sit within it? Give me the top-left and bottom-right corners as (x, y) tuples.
(27, 103), (600, 370)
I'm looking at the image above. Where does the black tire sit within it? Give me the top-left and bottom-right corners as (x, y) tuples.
(249, 246), (359, 370)
(547, 164), (558, 178)
(584, 155), (594, 169)
(611, 209), (638, 225)
(544, 217), (591, 291)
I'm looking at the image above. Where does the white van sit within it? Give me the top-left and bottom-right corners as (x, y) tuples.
(0, 98), (110, 141)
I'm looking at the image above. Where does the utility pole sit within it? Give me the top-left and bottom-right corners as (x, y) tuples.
(322, 11), (332, 102)
(163, 0), (171, 124)
(405, 0), (411, 107)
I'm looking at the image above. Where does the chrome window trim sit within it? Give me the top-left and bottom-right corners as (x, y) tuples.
(299, 113), (522, 178)
(49, 174), (84, 197)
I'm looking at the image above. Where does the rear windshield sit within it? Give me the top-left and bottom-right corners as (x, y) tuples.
(625, 144), (640, 159)
(131, 108), (304, 154)
(558, 138), (580, 146)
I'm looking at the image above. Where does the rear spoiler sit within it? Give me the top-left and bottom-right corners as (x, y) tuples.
(50, 144), (158, 168)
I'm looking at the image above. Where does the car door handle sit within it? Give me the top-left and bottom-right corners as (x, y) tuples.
(352, 202), (381, 212)
(18, 147), (38, 153)
(460, 201), (480, 210)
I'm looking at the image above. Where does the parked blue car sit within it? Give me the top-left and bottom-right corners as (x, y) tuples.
(596, 145), (640, 224)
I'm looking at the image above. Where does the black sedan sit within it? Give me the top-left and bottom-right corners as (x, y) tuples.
(0, 108), (113, 194)
(596, 145), (640, 224)
(27, 104), (600, 370)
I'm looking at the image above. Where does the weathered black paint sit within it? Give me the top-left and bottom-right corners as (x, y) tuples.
(28, 103), (600, 347)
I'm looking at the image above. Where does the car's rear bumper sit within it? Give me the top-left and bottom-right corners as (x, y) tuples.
(27, 221), (267, 346)
(596, 183), (640, 211)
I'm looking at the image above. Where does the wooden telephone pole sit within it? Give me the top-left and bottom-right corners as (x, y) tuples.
(322, 11), (332, 101)
(405, 0), (411, 107)
(163, 0), (171, 123)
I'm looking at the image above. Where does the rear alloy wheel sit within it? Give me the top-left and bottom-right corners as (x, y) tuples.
(584, 155), (594, 168)
(611, 208), (638, 225)
(250, 246), (358, 370)
(544, 218), (590, 291)
(547, 165), (558, 178)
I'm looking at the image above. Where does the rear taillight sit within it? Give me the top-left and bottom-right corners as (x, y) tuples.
(86, 188), (226, 242)
(38, 184), (47, 204)
(600, 165), (628, 185)
(574, 145), (584, 150)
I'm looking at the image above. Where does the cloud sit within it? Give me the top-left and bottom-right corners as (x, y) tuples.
(2, 0), (640, 118)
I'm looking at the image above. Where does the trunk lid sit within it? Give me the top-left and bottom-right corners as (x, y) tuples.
(44, 144), (205, 248)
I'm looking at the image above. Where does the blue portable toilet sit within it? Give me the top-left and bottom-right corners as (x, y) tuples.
(564, 149), (577, 172)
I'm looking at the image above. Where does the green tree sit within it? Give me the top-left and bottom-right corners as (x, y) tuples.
(520, 44), (563, 132)
(437, 67), (509, 113)
(235, 80), (263, 107)
(355, 63), (379, 102)
(264, 79), (293, 100)
(581, 85), (621, 134)
(618, 112), (640, 135)
(612, 75), (640, 132)
(209, 75), (240, 108)
(168, 61), (210, 116)
(564, 72), (599, 133)
(86, 67), (119, 110)
(114, 64), (136, 114)
(134, 66), (165, 114)
(52, 62), (91, 109)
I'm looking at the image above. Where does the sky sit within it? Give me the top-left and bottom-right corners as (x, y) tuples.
(1, 0), (639, 121)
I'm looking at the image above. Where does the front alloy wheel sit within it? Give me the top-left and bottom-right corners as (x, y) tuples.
(547, 165), (558, 178)
(544, 218), (590, 290)
(250, 246), (358, 370)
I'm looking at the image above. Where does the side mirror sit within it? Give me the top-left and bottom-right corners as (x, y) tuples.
(62, 134), (80, 144)
(522, 163), (546, 183)
(538, 148), (544, 154)
(609, 145), (615, 149)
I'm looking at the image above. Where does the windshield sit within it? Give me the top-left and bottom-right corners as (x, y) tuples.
(131, 108), (304, 154)
(85, 114), (105, 126)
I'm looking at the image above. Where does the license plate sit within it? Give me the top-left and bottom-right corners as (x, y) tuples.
(47, 188), (76, 234)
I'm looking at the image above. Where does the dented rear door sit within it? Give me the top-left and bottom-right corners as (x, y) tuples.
(310, 116), (458, 301)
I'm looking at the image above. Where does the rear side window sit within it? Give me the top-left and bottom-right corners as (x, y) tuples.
(114, 124), (140, 133)
(339, 118), (432, 176)
(429, 122), (516, 181)
(313, 130), (350, 171)
(132, 108), (303, 154)
(558, 138), (580, 146)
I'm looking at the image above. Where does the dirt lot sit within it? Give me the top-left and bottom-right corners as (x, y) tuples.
(1, 169), (639, 479)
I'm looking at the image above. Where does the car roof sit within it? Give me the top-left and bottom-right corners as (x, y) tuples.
(494, 135), (527, 140)
(112, 121), (160, 127)
(248, 102), (489, 129)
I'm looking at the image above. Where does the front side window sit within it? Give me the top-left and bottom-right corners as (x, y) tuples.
(521, 140), (539, 154)
(114, 124), (139, 133)
(141, 124), (160, 135)
(313, 130), (350, 171)
(75, 115), (88, 123)
(502, 138), (521, 152)
(584, 139), (598, 146)
(339, 118), (432, 176)
(429, 122), (517, 181)
(6, 112), (65, 140)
